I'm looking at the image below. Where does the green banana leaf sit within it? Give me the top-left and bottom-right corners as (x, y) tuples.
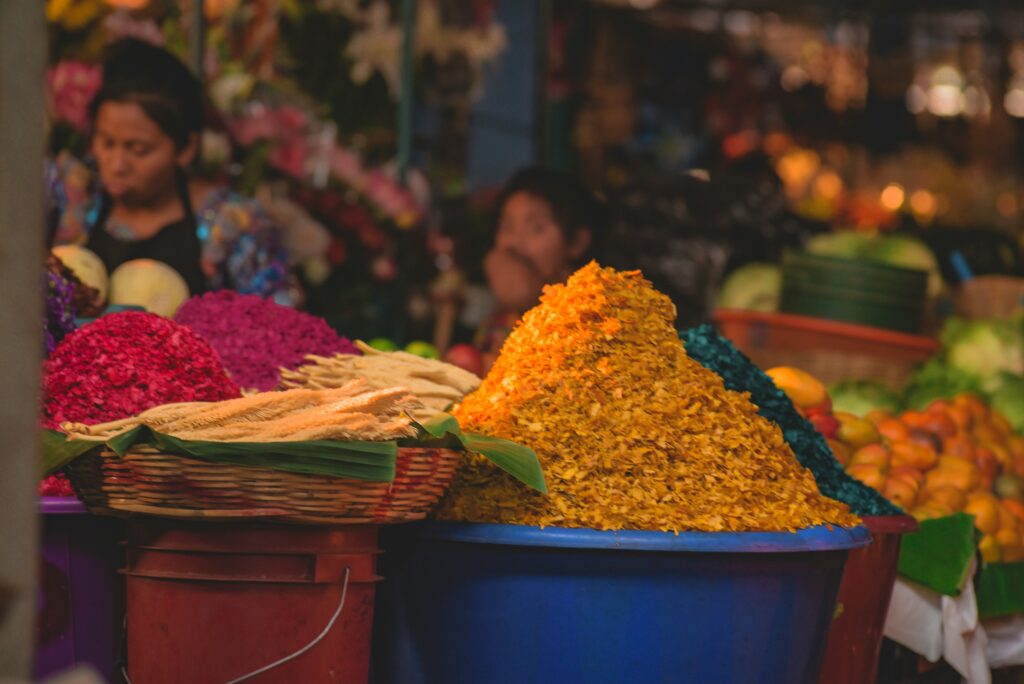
(976, 561), (1024, 619)
(43, 426), (397, 482)
(42, 412), (547, 493)
(897, 513), (977, 596)
(415, 413), (547, 494)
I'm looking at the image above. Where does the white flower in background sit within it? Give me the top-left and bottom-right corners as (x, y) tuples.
(345, 1), (402, 95)
(103, 10), (165, 45)
(200, 131), (231, 167)
(209, 72), (257, 113)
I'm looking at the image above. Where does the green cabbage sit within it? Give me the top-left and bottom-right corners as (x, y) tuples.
(716, 263), (781, 312)
(944, 315), (1024, 391)
(829, 380), (903, 416)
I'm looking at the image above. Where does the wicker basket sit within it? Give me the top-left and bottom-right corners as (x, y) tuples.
(954, 276), (1024, 319)
(713, 309), (940, 388)
(66, 445), (460, 524)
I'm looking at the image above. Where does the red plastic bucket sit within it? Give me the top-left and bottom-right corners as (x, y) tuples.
(818, 515), (918, 684)
(124, 520), (380, 684)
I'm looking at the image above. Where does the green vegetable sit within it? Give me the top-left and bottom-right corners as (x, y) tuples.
(903, 358), (983, 411)
(716, 263), (781, 312)
(944, 316), (1023, 390)
(990, 374), (1024, 432)
(829, 380), (902, 416)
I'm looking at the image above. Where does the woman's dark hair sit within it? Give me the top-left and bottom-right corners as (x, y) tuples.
(89, 40), (203, 149)
(496, 167), (607, 264)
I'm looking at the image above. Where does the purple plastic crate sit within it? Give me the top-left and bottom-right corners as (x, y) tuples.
(35, 497), (124, 682)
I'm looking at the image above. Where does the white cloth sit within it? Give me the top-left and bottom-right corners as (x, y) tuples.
(884, 559), (991, 684)
(984, 615), (1024, 669)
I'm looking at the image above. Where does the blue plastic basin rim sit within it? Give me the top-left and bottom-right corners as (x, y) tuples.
(413, 521), (871, 553)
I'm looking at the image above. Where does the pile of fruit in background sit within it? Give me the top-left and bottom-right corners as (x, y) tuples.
(437, 263), (858, 533)
(771, 366), (1024, 563)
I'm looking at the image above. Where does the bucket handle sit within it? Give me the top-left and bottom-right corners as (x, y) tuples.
(121, 566), (351, 684)
(225, 565), (351, 684)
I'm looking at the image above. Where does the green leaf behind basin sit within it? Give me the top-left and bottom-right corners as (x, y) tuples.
(418, 413), (547, 493)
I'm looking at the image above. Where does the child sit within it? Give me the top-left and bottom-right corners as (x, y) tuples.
(476, 167), (606, 367)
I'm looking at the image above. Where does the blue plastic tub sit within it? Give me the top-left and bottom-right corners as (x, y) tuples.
(374, 521), (870, 684)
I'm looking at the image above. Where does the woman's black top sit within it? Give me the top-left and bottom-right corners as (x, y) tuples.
(86, 171), (206, 295)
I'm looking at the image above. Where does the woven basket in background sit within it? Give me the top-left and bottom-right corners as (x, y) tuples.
(67, 445), (460, 524)
(954, 276), (1024, 319)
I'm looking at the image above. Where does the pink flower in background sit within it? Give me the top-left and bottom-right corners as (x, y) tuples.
(229, 108), (277, 145)
(273, 105), (309, 137)
(329, 146), (364, 185)
(270, 139), (309, 179)
(47, 62), (102, 132)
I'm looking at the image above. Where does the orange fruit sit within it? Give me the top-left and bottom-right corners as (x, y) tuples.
(889, 465), (925, 486)
(901, 410), (931, 429)
(998, 503), (1021, 532)
(937, 455), (982, 488)
(765, 367), (827, 409)
(877, 419), (911, 443)
(891, 442), (938, 471)
(990, 411), (1013, 440)
(1009, 436), (1024, 461)
(965, 495), (1002, 535)
(995, 527), (1022, 551)
(1001, 499), (1024, 524)
(925, 485), (967, 513)
(912, 503), (950, 522)
(979, 534), (1002, 563)
(884, 477), (919, 509)
(866, 409), (893, 428)
(942, 433), (976, 461)
(922, 412), (958, 439)
(847, 463), (886, 491)
(926, 399), (953, 415)
(850, 444), (891, 469)
(973, 423), (1006, 450)
(955, 393), (990, 423)
(945, 406), (973, 432)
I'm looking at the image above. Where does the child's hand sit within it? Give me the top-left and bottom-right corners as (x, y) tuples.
(485, 248), (545, 312)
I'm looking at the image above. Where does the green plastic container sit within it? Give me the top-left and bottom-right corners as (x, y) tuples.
(781, 253), (928, 333)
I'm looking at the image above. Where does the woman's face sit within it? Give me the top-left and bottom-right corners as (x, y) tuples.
(92, 101), (194, 207)
(495, 191), (588, 283)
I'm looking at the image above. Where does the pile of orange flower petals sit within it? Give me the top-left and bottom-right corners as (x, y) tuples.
(437, 263), (858, 532)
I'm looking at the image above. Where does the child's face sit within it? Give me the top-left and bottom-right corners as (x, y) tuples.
(494, 191), (577, 283)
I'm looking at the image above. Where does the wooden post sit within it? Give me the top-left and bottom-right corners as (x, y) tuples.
(0, 0), (44, 677)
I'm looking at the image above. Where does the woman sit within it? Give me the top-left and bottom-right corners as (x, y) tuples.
(48, 39), (291, 301)
(476, 167), (606, 367)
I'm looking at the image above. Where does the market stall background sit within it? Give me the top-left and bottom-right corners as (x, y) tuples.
(27, 1), (1024, 683)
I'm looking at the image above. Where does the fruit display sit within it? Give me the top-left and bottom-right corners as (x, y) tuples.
(279, 341), (480, 422)
(769, 365), (1024, 564)
(438, 263), (858, 532)
(904, 312), (1024, 430)
(108, 259), (190, 318)
(52, 245), (109, 303)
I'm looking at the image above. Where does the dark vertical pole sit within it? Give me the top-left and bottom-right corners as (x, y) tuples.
(535, 0), (553, 165)
(191, 0), (206, 78)
(0, 0), (44, 676)
(398, 0), (417, 184)
(395, 0), (417, 345)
